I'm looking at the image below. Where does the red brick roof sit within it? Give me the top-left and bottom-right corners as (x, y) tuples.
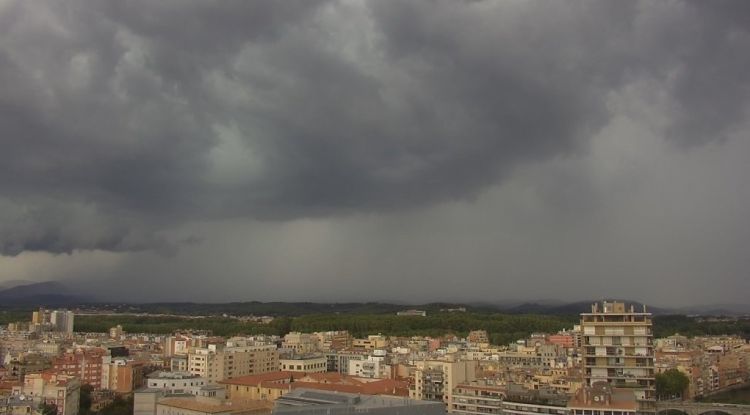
(0, 381), (21, 391)
(296, 372), (358, 384)
(218, 371), (408, 397)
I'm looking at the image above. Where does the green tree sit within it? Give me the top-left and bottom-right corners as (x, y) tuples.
(98, 396), (133, 415)
(656, 369), (690, 400)
(79, 384), (93, 415)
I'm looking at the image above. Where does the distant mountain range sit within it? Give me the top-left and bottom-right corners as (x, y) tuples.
(0, 279), (34, 290)
(0, 280), (748, 316)
(0, 281), (92, 306)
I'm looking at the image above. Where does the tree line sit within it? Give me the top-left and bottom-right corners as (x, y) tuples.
(73, 312), (577, 345)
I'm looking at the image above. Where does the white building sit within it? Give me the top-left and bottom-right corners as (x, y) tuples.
(279, 355), (327, 373)
(347, 350), (389, 379)
(50, 310), (74, 334)
(145, 371), (209, 394)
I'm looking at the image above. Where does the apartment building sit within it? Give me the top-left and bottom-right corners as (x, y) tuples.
(694, 335), (747, 351)
(188, 344), (279, 383)
(347, 351), (388, 378)
(351, 335), (388, 350)
(3, 353), (51, 381)
(164, 335), (190, 357)
(134, 372), (214, 415)
(101, 358), (146, 393)
(451, 383), (504, 415)
(11, 372), (80, 415)
(219, 371), (297, 401)
(281, 333), (318, 355)
(325, 350), (367, 374)
(171, 356), (189, 372)
(50, 311), (75, 334)
(549, 334), (575, 348)
(146, 371), (208, 393)
(314, 331), (353, 351)
(467, 331), (489, 344)
(29, 308), (74, 335)
(410, 360), (478, 411)
(279, 355), (326, 373)
(493, 351), (547, 368)
(52, 348), (106, 389)
(580, 301), (655, 414)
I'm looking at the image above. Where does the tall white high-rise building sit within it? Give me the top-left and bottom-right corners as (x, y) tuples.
(50, 310), (75, 334)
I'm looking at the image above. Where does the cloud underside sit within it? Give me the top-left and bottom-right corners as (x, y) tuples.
(0, 0), (749, 256)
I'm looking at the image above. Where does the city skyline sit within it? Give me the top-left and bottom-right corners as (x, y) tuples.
(1, 1), (749, 305)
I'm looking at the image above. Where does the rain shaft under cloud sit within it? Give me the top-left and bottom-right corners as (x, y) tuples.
(0, 0), (749, 305)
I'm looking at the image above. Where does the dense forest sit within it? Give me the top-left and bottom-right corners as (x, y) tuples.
(71, 312), (578, 345)
(651, 315), (750, 338)
(87, 302), (493, 316)
(69, 313), (750, 345)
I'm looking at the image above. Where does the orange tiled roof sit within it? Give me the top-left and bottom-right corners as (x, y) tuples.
(0, 381), (22, 390)
(258, 380), (292, 390)
(361, 379), (409, 396)
(290, 382), (363, 394)
(296, 372), (356, 384)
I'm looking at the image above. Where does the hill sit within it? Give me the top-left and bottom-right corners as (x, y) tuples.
(0, 281), (91, 307)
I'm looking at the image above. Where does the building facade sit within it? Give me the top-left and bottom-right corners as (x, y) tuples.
(188, 344), (279, 383)
(279, 356), (326, 373)
(580, 301), (655, 414)
(52, 348), (105, 390)
(11, 372), (80, 415)
(411, 360), (478, 411)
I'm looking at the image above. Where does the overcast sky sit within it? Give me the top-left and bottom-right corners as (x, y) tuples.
(1, 0), (749, 306)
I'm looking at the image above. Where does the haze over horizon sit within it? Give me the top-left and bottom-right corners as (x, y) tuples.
(1, 1), (749, 307)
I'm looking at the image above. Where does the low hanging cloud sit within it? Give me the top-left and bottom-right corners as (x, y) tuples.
(0, 0), (749, 256)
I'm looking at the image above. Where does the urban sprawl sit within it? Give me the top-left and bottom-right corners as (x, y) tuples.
(1, 301), (749, 415)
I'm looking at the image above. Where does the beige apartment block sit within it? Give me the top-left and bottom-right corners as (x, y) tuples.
(352, 335), (389, 350)
(281, 333), (319, 354)
(580, 301), (655, 414)
(219, 371), (297, 401)
(279, 355), (327, 373)
(156, 398), (271, 415)
(11, 372), (80, 415)
(411, 360), (478, 412)
(188, 344), (279, 383)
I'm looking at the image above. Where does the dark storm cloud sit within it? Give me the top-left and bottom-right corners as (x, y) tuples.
(653, 0), (750, 145)
(0, 0), (748, 255)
